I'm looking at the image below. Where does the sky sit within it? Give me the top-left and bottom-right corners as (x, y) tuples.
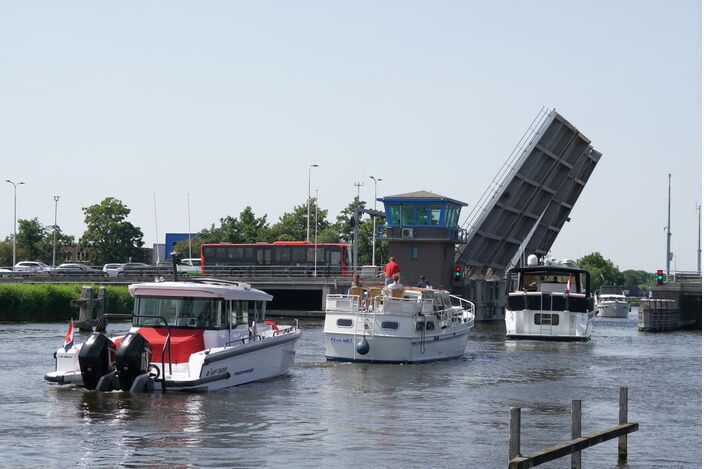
(0, 1), (701, 272)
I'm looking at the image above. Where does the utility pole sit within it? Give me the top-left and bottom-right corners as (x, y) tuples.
(369, 176), (382, 266)
(52, 195), (60, 268)
(666, 174), (672, 278)
(697, 203), (701, 274)
(353, 181), (364, 200)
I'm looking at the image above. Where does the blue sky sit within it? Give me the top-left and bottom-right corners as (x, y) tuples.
(0, 1), (701, 271)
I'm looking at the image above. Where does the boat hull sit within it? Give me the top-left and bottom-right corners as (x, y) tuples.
(505, 309), (593, 341)
(324, 313), (473, 363)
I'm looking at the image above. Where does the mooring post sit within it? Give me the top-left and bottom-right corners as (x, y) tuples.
(509, 406), (521, 461)
(571, 399), (582, 469)
(618, 387), (628, 462)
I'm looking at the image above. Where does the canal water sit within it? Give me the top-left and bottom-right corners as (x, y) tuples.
(0, 309), (700, 468)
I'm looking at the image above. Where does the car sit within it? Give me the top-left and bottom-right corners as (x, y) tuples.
(53, 263), (107, 276)
(13, 261), (53, 274)
(177, 258), (201, 275)
(103, 263), (124, 278)
(114, 262), (152, 277)
(0, 267), (14, 277)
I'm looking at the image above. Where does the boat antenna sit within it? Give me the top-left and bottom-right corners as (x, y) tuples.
(153, 192), (160, 264)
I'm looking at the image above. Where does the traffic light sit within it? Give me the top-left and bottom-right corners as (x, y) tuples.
(656, 269), (664, 285)
(454, 262), (462, 282)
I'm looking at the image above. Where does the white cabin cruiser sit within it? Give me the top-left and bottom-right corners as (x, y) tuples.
(324, 287), (475, 363)
(505, 259), (595, 341)
(45, 278), (301, 392)
(595, 287), (630, 318)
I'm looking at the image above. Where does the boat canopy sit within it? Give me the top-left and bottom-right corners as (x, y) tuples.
(129, 280), (273, 302)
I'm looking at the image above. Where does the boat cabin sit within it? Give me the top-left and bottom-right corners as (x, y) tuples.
(506, 266), (593, 313)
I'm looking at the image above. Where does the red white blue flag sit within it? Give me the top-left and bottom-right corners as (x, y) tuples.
(64, 319), (74, 352)
(565, 275), (572, 294)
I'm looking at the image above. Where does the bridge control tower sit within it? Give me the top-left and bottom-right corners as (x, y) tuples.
(378, 191), (467, 289)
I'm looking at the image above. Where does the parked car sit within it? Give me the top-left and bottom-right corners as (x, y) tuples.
(53, 263), (107, 276)
(103, 263), (124, 278)
(177, 258), (201, 275)
(13, 261), (53, 274)
(0, 268), (14, 277)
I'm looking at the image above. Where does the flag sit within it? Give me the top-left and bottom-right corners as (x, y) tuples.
(64, 319), (74, 352)
(565, 275), (572, 294)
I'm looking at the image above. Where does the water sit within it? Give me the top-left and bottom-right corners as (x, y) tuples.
(0, 310), (700, 468)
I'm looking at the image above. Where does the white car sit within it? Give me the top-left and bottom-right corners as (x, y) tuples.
(177, 258), (201, 275)
(103, 263), (123, 278)
(13, 261), (53, 274)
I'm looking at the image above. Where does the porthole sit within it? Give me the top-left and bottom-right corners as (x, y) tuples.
(381, 321), (399, 330)
(337, 319), (353, 327)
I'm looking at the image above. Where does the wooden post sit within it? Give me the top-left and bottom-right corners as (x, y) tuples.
(571, 400), (582, 469)
(618, 387), (628, 462)
(509, 407), (521, 461)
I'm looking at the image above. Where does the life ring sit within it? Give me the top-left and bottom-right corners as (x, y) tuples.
(264, 320), (279, 334)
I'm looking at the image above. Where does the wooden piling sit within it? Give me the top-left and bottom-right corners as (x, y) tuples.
(509, 407), (521, 461)
(618, 386), (628, 462)
(571, 400), (581, 469)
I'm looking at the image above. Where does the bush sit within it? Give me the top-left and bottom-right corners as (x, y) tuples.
(0, 284), (132, 322)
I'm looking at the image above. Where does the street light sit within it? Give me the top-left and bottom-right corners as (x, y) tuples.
(5, 179), (25, 267)
(369, 176), (383, 266)
(52, 195), (60, 268)
(306, 164), (319, 242)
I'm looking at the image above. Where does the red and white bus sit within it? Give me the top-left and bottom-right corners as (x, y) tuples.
(200, 241), (351, 277)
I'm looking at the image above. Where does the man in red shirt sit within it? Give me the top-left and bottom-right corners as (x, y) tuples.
(384, 257), (400, 285)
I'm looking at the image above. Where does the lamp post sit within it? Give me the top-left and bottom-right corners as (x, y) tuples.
(314, 189), (319, 277)
(5, 180), (25, 267)
(52, 195), (60, 268)
(306, 164), (319, 242)
(369, 176), (382, 266)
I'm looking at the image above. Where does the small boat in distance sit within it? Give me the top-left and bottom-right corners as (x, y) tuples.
(505, 255), (595, 341)
(45, 278), (301, 392)
(595, 286), (630, 318)
(323, 286), (475, 363)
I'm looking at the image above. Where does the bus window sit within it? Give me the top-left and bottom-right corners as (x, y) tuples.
(274, 248), (291, 263)
(329, 250), (341, 266)
(244, 247), (255, 261)
(256, 247), (271, 265)
(291, 246), (306, 263)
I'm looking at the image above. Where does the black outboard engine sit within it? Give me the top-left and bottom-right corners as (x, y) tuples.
(115, 332), (152, 391)
(78, 332), (116, 390)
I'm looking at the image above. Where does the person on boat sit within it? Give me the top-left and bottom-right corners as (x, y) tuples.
(383, 274), (403, 295)
(417, 276), (430, 288)
(384, 257), (400, 285)
(351, 273), (362, 288)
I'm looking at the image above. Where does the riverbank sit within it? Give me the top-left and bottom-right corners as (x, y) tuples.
(0, 284), (132, 322)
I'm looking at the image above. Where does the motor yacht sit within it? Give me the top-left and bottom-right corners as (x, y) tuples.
(595, 287), (630, 318)
(505, 256), (595, 341)
(45, 278), (301, 392)
(324, 286), (474, 363)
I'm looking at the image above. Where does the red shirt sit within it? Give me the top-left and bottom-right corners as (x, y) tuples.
(384, 261), (400, 278)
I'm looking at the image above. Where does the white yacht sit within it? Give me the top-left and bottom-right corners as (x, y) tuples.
(324, 287), (475, 363)
(595, 287), (630, 318)
(45, 278), (301, 392)
(505, 256), (595, 341)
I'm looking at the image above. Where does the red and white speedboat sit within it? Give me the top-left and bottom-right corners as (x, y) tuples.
(45, 278), (301, 392)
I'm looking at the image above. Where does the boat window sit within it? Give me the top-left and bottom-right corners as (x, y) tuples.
(134, 297), (224, 329)
(533, 313), (560, 326)
(337, 318), (353, 327)
(381, 321), (399, 330)
(426, 321), (435, 331)
(233, 300), (250, 326)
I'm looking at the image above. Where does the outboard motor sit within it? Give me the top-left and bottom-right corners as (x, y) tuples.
(115, 332), (152, 391)
(78, 332), (116, 390)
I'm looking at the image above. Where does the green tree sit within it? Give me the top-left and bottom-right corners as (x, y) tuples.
(0, 239), (13, 267)
(622, 269), (654, 295)
(577, 252), (624, 291)
(79, 198), (146, 265)
(16, 218), (48, 261)
(269, 199), (329, 242)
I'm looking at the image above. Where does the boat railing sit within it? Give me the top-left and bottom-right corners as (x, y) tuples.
(226, 319), (300, 346)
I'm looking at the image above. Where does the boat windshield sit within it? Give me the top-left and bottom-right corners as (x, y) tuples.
(133, 296), (225, 329)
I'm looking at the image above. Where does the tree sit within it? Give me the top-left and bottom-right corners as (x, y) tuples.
(79, 198), (146, 265)
(577, 252), (625, 291)
(622, 269), (654, 295)
(269, 200), (329, 242)
(16, 218), (48, 261)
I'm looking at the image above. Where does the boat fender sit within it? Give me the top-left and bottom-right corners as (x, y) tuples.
(264, 320), (279, 333)
(356, 338), (370, 355)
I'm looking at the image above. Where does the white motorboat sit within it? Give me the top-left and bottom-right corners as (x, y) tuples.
(323, 287), (475, 363)
(505, 256), (595, 341)
(595, 287), (630, 318)
(45, 278), (301, 392)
